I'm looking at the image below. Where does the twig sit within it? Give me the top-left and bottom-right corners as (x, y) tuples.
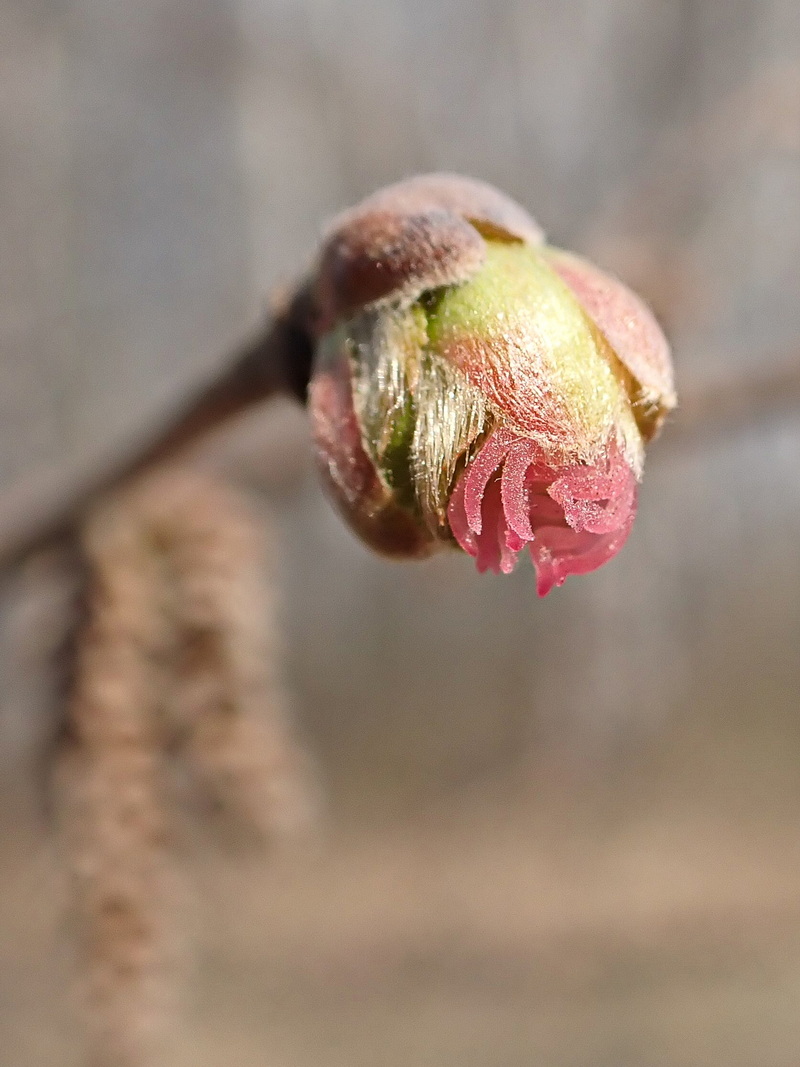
(0, 282), (315, 573)
(666, 352), (800, 448)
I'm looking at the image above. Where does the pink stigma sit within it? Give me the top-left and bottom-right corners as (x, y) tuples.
(447, 428), (637, 595)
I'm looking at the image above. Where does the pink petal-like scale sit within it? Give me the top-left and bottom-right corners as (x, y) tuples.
(446, 475), (476, 554)
(499, 440), (539, 542)
(462, 428), (516, 534)
(474, 476), (504, 574)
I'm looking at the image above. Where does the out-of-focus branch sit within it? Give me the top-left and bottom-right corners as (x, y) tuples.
(0, 282), (315, 573)
(666, 352), (800, 448)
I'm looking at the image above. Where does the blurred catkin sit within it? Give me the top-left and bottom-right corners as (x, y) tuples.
(57, 468), (312, 1067)
(149, 470), (314, 842)
(58, 484), (175, 1067)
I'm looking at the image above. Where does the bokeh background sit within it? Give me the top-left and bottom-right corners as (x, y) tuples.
(2, 0), (800, 1064)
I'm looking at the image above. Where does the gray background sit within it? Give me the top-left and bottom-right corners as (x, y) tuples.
(1, 1), (800, 1064)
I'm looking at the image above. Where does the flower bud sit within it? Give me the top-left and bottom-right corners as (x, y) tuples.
(307, 174), (675, 594)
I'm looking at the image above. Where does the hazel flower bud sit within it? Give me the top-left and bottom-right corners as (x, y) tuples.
(307, 174), (675, 594)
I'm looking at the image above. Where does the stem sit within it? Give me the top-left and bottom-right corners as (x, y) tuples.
(0, 283), (315, 571)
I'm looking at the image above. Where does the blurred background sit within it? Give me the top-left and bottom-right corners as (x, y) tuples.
(2, 0), (800, 1064)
